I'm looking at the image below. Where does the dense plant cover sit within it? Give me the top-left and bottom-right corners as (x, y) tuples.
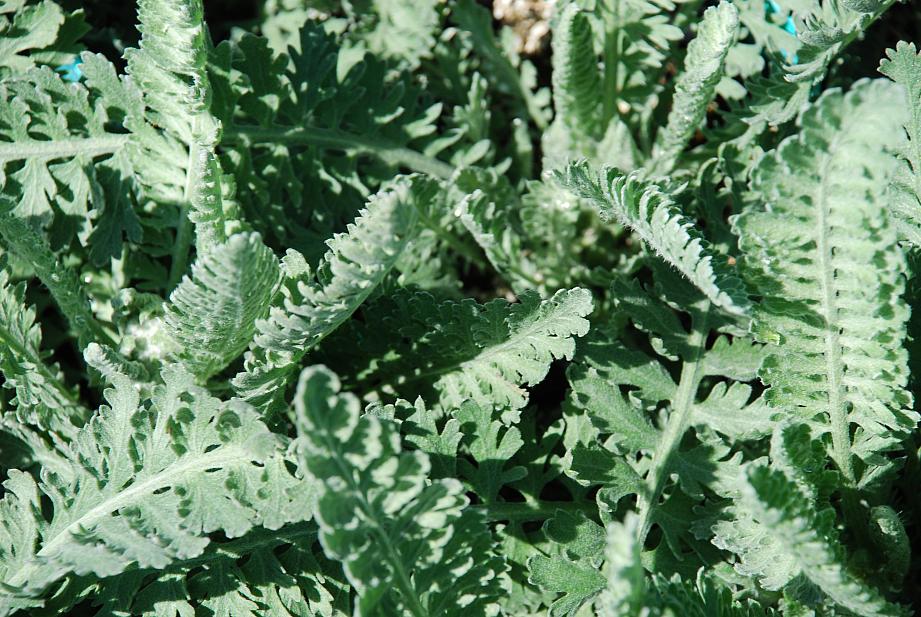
(0, 0), (920, 614)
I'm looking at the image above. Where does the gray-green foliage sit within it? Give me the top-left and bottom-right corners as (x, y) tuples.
(293, 366), (505, 617)
(233, 175), (436, 414)
(733, 80), (916, 488)
(648, 1), (738, 175)
(558, 162), (750, 316)
(880, 41), (921, 246)
(0, 364), (308, 617)
(164, 232), (281, 380)
(0, 0), (918, 615)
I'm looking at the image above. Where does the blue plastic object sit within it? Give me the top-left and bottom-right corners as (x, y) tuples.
(764, 0), (798, 64)
(56, 54), (83, 82)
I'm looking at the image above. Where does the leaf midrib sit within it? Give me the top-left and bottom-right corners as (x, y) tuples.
(8, 443), (249, 589)
(814, 134), (855, 484)
(0, 135), (129, 162)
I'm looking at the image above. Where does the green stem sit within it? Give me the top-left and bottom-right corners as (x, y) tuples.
(417, 209), (490, 271)
(223, 125), (455, 180)
(167, 138), (202, 290)
(636, 306), (709, 543)
(601, 0), (623, 127)
(474, 500), (597, 523)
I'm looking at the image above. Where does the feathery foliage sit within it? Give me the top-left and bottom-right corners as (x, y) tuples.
(880, 40), (921, 246)
(734, 80), (916, 487)
(0, 0), (919, 615)
(648, 1), (738, 175)
(164, 232), (281, 380)
(233, 175), (435, 414)
(0, 364), (307, 616)
(558, 161), (750, 316)
(293, 366), (505, 616)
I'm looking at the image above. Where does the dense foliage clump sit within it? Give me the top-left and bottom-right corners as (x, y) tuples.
(0, 0), (920, 615)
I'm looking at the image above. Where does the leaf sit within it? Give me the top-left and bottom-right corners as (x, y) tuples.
(164, 232), (280, 380)
(399, 397), (463, 479)
(125, 0), (237, 279)
(733, 79), (917, 486)
(233, 175), (434, 414)
(453, 166), (539, 292)
(0, 62), (130, 241)
(456, 399), (526, 502)
(0, 364), (309, 614)
(0, 0), (65, 75)
(292, 365), (505, 617)
(328, 287), (593, 425)
(879, 41), (921, 246)
(357, 0), (442, 68)
(597, 512), (646, 617)
(558, 162), (750, 317)
(0, 208), (113, 347)
(527, 554), (605, 617)
(649, 1), (739, 174)
(451, 0), (549, 129)
(0, 255), (88, 440)
(551, 3), (602, 139)
(691, 382), (773, 441)
(738, 465), (907, 617)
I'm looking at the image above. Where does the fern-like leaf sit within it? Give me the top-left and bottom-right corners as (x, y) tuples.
(0, 208), (114, 348)
(0, 256), (87, 441)
(786, 0), (895, 85)
(164, 232), (280, 380)
(596, 512), (645, 617)
(233, 176), (435, 414)
(125, 0), (237, 282)
(0, 364), (306, 614)
(293, 365), (505, 617)
(879, 40), (921, 246)
(552, 4), (602, 139)
(649, 1), (738, 175)
(558, 162), (750, 317)
(737, 465), (907, 617)
(0, 1), (85, 77)
(0, 61), (136, 258)
(322, 287), (593, 425)
(733, 79), (916, 487)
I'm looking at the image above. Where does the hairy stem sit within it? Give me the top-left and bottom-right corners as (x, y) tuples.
(223, 125), (455, 180)
(636, 306), (709, 543)
(601, 0), (623, 128)
(167, 138), (202, 290)
(474, 500), (597, 522)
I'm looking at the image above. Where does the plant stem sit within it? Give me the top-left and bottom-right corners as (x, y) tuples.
(223, 125), (455, 180)
(474, 500), (597, 522)
(601, 0), (623, 128)
(636, 306), (709, 543)
(167, 138), (202, 290)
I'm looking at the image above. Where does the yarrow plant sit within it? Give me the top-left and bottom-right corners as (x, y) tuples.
(0, 0), (918, 614)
